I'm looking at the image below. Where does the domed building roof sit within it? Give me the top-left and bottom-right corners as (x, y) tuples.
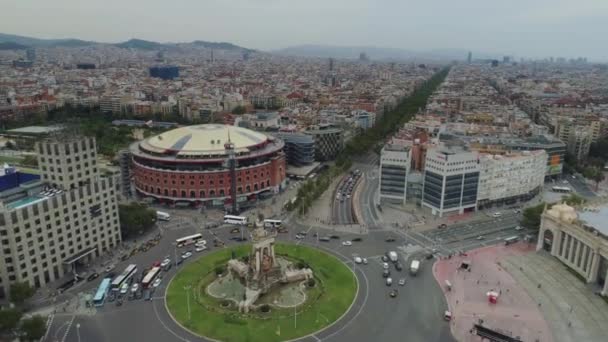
(139, 124), (272, 157)
(546, 203), (578, 223)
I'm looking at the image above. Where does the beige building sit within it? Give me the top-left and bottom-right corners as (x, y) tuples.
(0, 136), (121, 300)
(537, 203), (608, 296)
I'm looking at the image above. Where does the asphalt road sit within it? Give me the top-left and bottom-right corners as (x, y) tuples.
(45, 219), (454, 342)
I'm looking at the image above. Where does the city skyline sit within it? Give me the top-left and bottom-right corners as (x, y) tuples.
(1, 0), (607, 61)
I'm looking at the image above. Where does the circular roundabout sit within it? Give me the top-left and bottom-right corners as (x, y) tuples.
(166, 242), (357, 342)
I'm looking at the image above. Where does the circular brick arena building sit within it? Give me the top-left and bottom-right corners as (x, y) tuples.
(130, 124), (286, 206)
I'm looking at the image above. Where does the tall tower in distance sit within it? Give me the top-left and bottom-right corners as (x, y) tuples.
(467, 51), (472, 64)
(329, 57), (334, 71)
(224, 135), (238, 214)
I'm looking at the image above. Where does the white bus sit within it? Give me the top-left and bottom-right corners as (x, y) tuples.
(111, 264), (138, 291)
(552, 186), (572, 193)
(156, 211), (171, 221)
(224, 215), (247, 225)
(263, 219), (282, 229)
(141, 267), (161, 288)
(504, 236), (519, 245)
(175, 233), (204, 248)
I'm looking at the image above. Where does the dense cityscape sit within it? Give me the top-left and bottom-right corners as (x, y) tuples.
(1, 8), (608, 342)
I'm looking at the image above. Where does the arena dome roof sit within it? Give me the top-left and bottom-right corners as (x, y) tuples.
(140, 124), (272, 156)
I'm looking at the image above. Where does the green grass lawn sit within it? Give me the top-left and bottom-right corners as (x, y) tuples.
(166, 243), (357, 342)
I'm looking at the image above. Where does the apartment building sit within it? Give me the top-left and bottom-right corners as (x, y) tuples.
(0, 136), (121, 300)
(422, 145), (480, 217)
(477, 150), (547, 209)
(567, 126), (593, 162)
(378, 144), (411, 204)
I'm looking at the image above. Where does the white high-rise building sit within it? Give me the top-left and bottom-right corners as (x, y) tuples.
(378, 144), (411, 204)
(477, 150), (547, 209)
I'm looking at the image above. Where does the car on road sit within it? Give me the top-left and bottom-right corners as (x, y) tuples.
(382, 262), (389, 269)
(116, 298), (123, 306)
(152, 278), (162, 288)
(295, 234), (304, 240)
(330, 235), (340, 239)
(514, 209), (522, 214)
(383, 269), (390, 278)
(144, 290), (152, 301)
(120, 283), (129, 295)
(476, 235), (484, 240)
(181, 252), (192, 259)
(492, 212), (502, 218)
(515, 226), (524, 231)
(389, 289), (398, 298)
(319, 236), (331, 242)
(87, 273), (99, 282)
(394, 262), (402, 271)
(562, 180), (568, 184)
(425, 253), (434, 260)
(346, 194), (351, 199)
(352, 237), (363, 242)
(398, 278), (406, 286)
(363, 258), (368, 264)
(105, 264), (116, 273)
(437, 223), (447, 229)
(131, 283), (139, 293)
(385, 238), (396, 242)
(161, 258), (171, 268)
(195, 246), (207, 252)
(342, 241), (352, 246)
(230, 237), (248, 242)
(230, 228), (240, 234)
(386, 277), (392, 286)
(381, 255), (389, 262)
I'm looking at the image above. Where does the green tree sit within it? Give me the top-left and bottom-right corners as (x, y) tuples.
(0, 308), (22, 336)
(9, 282), (35, 305)
(582, 166), (605, 191)
(231, 105), (246, 115)
(118, 202), (157, 238)
(522, 202), (546, 230)
(19, 316), (46, 342)
(21, 155), (38, 168)
(562, 194), (586, 206)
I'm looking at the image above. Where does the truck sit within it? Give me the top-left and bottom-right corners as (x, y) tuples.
(410, 260), (420, 275)
(388, 251), (398, 263)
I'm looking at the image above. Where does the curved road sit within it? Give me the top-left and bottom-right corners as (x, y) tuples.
(46, 223), (454, 342)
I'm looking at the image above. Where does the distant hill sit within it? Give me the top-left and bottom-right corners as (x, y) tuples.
(274, 44), (499, 61)
(0, 41), (28, 50)
(0, 33), (254, 53)
(114, 38), (164, 50)
(0, 33), (95, 48)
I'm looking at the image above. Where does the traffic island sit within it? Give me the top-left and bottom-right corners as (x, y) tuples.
(166, 240), (357, 342)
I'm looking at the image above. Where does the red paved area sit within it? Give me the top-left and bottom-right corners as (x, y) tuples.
(433, 242), (553, 342)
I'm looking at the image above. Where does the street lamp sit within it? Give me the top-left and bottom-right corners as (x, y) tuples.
(76, 323), (81, 342)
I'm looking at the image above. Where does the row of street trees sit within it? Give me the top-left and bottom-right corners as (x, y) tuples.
(0, 282), (45, 341)
(288, 67), (450, 216)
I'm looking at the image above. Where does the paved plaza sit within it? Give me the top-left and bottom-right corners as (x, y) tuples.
(503, 251), (608, 342)
(433, 242), (553, 342)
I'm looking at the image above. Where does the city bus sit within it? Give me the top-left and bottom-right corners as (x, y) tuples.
(504, 236), (519, 245)
(263, 219), (282, 229)
(111, 264), (138, 291)
(141, 266), (161, 288)
(224, 215), (247, 225)
(93, 278), (112, 307)
(175, 233), (204, 248)
(551, 186), (572, 193)
(156, 211), (171, 221)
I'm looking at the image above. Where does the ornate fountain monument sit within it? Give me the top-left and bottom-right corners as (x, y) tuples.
(221, 225), (313, 313)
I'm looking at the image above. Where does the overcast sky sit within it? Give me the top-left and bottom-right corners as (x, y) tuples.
(2, 0), (607, 60)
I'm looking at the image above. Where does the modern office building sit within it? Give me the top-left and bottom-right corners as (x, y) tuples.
(130, 124), (286, 206)
(272, 132), (315, 166)
(567, 126), (593, 162)
(537, 203), (608, 296)
(477, 150), (547, 209)
(304, 125), (343, 161)
(0, 136), (121, 300)
(422, 145), (480, 217)
(149, 65), (179, 80)
(378, 144), (411, 204)
(505, 136), (566, 177)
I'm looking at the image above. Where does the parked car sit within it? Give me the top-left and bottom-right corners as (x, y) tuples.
(319, 236), (331, 242)
(352, 237), (363, 242)
(131, 283), (139, 293)
(181, 252), (192, 259)
(342, 241), (352, 246)
(330, 235), (340, 239)
(476, 235), (485, 240)
(87, 273), (99, 282)
(195, 246), (207, 252)
(385, 237), (396, 242)
(515, 226), (524, 231)
(152, 278), (162, 288)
